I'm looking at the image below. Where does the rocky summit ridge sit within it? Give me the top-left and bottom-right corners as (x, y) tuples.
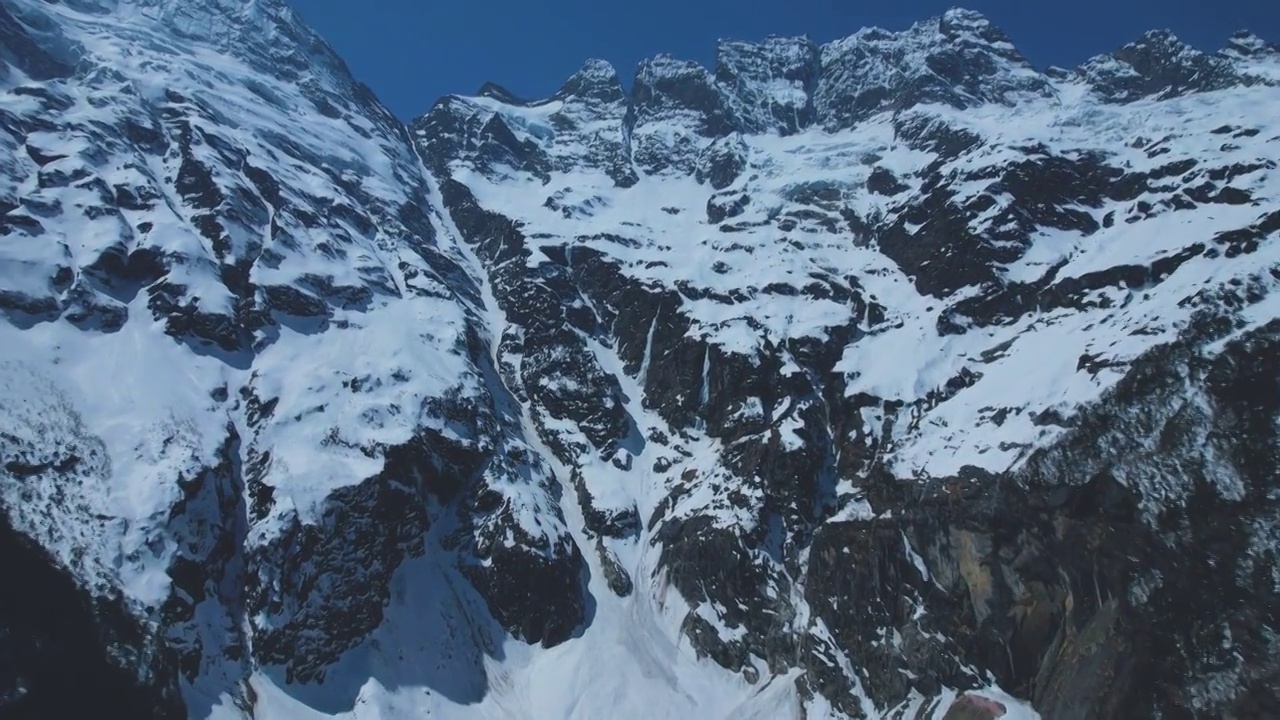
(2, 2), (1279, 719)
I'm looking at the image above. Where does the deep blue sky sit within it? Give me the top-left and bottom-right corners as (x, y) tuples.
(288, 0), (1280, 121)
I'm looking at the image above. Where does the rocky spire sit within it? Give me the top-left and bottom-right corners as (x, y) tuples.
(1080, 29), (1241, 102)
(476, 81), (528, 105)
(715, 35), (821, 135)
(632, 54), (728, 130)
(1222, 30), (1280, 60)
(815, 7), (1052, 130)
(554, 58), (626, 105)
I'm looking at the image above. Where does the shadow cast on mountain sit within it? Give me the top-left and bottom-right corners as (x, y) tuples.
(267, 549), (508, 714)
(0, 510), (184, 718)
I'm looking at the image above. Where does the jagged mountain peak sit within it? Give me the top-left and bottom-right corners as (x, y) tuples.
(60, 0), (305, 50)
(817, 6), (1050, 128)
(7, 0), (370, 101)
(458, 60), (628, 110)
(1123, 27), (1203, 59)
(936, 6), (1012, 43)
(715, 33), (821, 62)
(552, 58), (626, 104)
(567, 57), (622, 82)
(429, 12), (1277, 184)
(5, 1), (1280, 718)
(447, 7), (1279, 153)
(1079, 26), (1244, 101)
(714, 35), (821, 134)
(1221, 29), (1280, 86)
(633, 52), (718, 94)
(833, 7), (1003, 49)
(832, 7), (1025, 62)
(938, 6), (992, 25)
(631, 53), (729, 132)
(476, 80), (529, 105)
(1224, 29), (1280, 59)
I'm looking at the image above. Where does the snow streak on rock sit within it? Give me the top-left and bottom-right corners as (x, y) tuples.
(2, 2), (1279, 719)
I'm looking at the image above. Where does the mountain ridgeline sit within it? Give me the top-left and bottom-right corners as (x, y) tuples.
(1, 1), (1279, 719)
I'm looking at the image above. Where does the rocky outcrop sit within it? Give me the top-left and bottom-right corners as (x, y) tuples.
(1, 0), (589, 712)
(793, 320), (1280, 719)
(4, 2), (1280, 719)
(421, 10), (1280, 718)
(1081, 30), (1242, 102)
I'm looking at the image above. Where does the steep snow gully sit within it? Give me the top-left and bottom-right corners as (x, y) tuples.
(2, 1), (1280, 718)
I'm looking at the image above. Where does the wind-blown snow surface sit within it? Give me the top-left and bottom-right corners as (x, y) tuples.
(2, 1), (1279, 719)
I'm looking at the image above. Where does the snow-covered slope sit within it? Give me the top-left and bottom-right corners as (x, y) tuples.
(2, 3), (1279, 719)
(0, 0), (579, 715)
(419, 10), (1280, 719)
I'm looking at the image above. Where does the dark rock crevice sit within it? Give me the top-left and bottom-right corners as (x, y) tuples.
(797, 318), (1280, 719)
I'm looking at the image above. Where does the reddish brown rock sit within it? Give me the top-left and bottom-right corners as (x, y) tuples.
(942, 693), (1007, 720)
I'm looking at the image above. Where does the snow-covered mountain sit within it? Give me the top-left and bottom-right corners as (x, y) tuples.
(2, 2), (1278, 718)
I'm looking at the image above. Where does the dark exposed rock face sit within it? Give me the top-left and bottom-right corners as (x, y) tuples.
(435, 178), (633, 460)
(4, 2), (1280, 719)
(943, 694), (1008, 720)
(1008, 319), (1280, 718)
(1081, 30), (1242, 102)
(2, 0), (590, 712)
(799, 318), (1280, 719)
(246, 468), (430, 682)
(461, 531), (587, 646)
(716, 37), (822, 135)
(419, 9), (1280, 719)
(818, 9), (1055, 129)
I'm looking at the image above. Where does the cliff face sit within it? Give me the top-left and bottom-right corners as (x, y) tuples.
(2, 2), (1278, 718)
